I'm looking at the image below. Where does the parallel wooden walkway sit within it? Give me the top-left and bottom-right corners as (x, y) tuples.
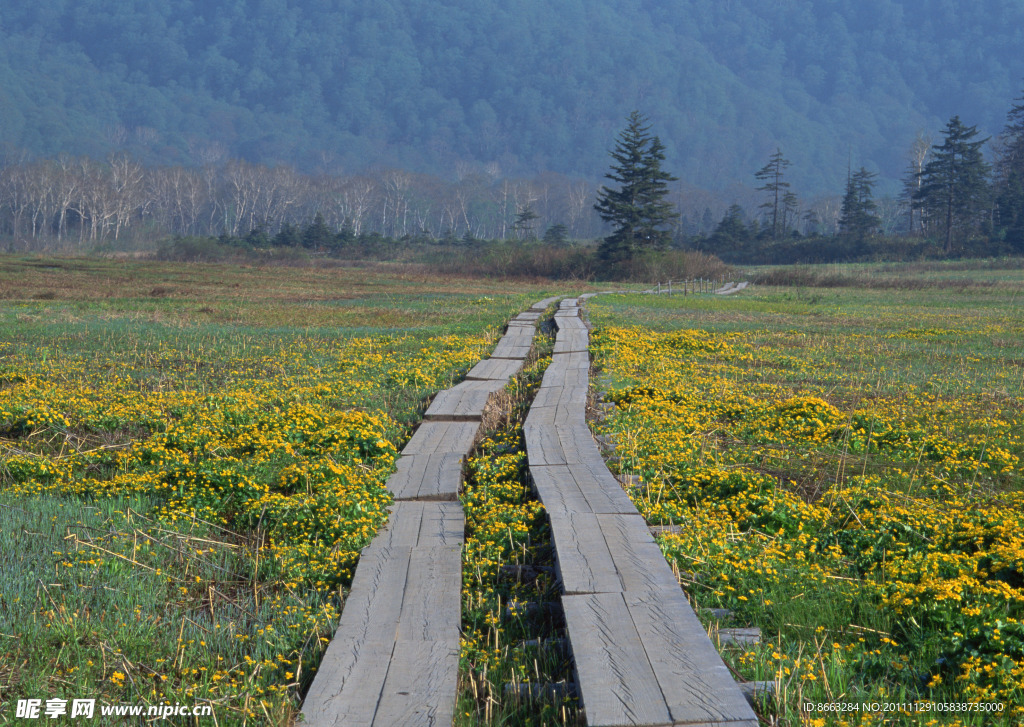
(301, 305), (546, 726)
(524, 298), (759, 727)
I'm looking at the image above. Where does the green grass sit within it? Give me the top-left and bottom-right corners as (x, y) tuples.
(586, 264), (1024, 725)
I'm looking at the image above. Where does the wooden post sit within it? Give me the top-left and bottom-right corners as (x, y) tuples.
(668, 280), (672, 296)
(658, 282), (662, 294)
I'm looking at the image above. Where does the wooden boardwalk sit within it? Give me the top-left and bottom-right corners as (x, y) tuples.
(301, 305), (548, 726)
(524, 298), (759, 727)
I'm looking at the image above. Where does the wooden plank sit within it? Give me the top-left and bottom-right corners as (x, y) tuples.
(371, 501), (465, 548)
(539, 364), (589, 389)
(548, 511), (622, 594)
(552, 351), (590, 369)
(466, 357), (525, 381)
(396, 545), (463, 641)
(425, 379), (507, 420)
(597, 514), (681, 594)
(531, 384), (587, 411)
(534, 462), (635, 515)
(553, 315), (588, 330)
(561, 592), (672, 727)
(531, 296), (562, 310)
(513, 311), (542, 321)
(553, 330), (589, 354)
(301, 544), (412, 724)
(559, 298), (580, 309)
(624, 589), (760, 726)
(402, 421), (479, 457)
(490, 340), (533, 359)
(386, 453), (464, 500)
(300, 637), (394, 727)
(529, 465), (593, 516)
(372, 640), (460, 727)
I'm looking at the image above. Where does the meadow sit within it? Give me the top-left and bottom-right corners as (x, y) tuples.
(586, 263), (1024, 725)
(3, 254), (1023, 726)
(0, 256), (557, 723)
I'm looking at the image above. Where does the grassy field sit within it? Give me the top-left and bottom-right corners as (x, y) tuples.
(3, 254), (1023, 725)
(586, 263), (1024, 725)
(0, 256), (575, 724)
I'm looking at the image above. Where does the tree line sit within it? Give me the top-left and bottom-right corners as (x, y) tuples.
(686, 91), (1024, 263)
(0, 155), (607, 250)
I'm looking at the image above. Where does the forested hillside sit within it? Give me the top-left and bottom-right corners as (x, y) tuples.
(1, 0), (1022, 193)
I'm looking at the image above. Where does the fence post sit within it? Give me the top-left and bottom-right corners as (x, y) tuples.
(658, 282), (662, 294)
(668, 280), (672, 296)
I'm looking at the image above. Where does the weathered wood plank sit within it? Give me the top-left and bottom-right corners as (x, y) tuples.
(539, 364), (589, 389)
(490, 340), (533, 359)
(386, 453), (464, 500)
(624, 589), (760, 726)
(466, 357), (525, 381)
(425, 379), (507, 420)
(554, 350), (590, 367)
(547, 511), (622, 594)
(531, 384), (588, 410)
(300, 637), (394, 726)
(559, 298), (580, 309)
(371, 501), (465, 548)
(561, 592), (672, 727)
(553, 329), (589, 354)
(530, 463), (635, 516)
(396, 545), (463, 641)
(513, 310), (542, 321)
(301, 544), (413, 724)
(402, 420), (479, 456)
(597, 514), (682, 594)
(531, 296), (562, 310)
(553, 315), (588, 330)
(372, 640), (460, 727)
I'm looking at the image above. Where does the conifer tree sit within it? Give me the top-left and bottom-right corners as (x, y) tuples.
(839, 167), (880, 239)
(754, 148), (792, 239)
(994, 89), (1024, 248)
(594, 111), (679, 267)
(913, 116), (991, 253)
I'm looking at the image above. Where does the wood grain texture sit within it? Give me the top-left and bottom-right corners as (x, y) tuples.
(490, 340), (533, 360)
(386, 453), (464, 500)
(424, 379), (507, 420)
(553, 330), (590, 354)
(370, 501), (465, 549)
(402, 420), (480, 456)
(547, 511), (622, 594)
(396, 545), (463, 641)
(530, 463), (635, 516)
(553, 315), (588, 330)
(532, 296), (562, 310)
(465, 357), (525, 381)
(559, 298), (580, 309)
(372, 640), (460, 727)
(561, 592), (672, 727)
(624, 589), (760, 726)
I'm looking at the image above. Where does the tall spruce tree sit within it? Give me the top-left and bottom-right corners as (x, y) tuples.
(839, 167), (880, 239)
(754, 148), (792, 239)
(994, 89), (1024, 249)
(594, 111), (678, 267)
(913, 116), (991, 253)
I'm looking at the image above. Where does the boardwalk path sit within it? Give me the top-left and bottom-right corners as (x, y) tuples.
(301, 296), (559, 727)
(524, 298), (759, 727)
(304, 294), (758, 726)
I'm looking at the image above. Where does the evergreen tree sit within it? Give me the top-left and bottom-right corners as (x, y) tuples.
(512, 203), (539, 239)
(594, 111), (679, 266)
(542, 223), (569, 246)
(754, 148), (792, 239)
(913, 116), (991, 253)
(839, 167), (880, 239)
(994, 89), (1024, 249)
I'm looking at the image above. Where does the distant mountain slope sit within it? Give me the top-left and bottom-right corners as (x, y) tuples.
(1, 0), (1022, 194)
